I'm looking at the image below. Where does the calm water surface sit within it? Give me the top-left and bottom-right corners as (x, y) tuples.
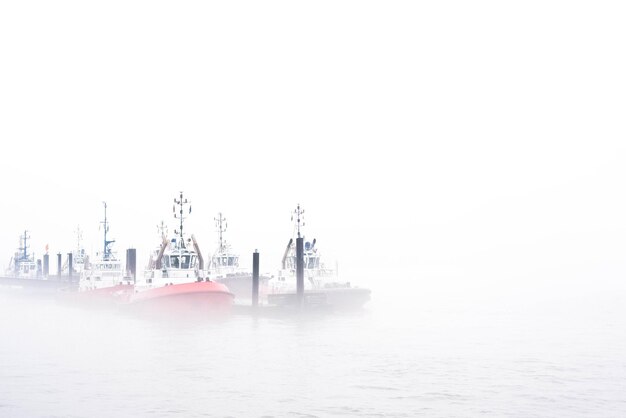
(1, 278), (624, 417)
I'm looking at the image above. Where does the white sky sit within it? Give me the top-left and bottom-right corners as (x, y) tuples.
(1, 1), (625, 295)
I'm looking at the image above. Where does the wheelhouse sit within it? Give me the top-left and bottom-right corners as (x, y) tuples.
(163, 252), (197, 269)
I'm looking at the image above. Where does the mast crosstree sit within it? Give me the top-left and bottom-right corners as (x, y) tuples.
(292, 204), (305, 238)
(18, 230), (31, 262)
(173, 192), (191, 248)
(214, 213), (228, 253)
(101, 202), (115, 260)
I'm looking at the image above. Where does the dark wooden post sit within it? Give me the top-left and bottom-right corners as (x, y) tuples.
(252, 251), (259, 307)
(126, 248), (137, 283)
(43, 254), (49, 277)
(67, 252), (73, 280)
(296, 237), (304, 307)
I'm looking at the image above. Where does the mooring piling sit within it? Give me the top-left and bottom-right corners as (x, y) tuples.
(43, 254), (49, 277)
(68, 252), (73, 279)
(252, 250), (260, 307)
(296, 237), (304, 308)
(126, 248), (137, 282)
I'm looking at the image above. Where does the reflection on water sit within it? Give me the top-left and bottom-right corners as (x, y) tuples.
(1, 277), (624, 417)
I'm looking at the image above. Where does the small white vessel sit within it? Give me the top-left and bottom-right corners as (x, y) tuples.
(72, 226), (88, 275)
(210, 213), (269, 302)
(267, 204), (370, 308)
(62, 226), (88, 276)
(209, 213), (240, 278)
(79, 202), (131, 292)
(4, 231), (39, 279)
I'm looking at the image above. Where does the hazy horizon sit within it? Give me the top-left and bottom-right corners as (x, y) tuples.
(1, 2), (625, 415)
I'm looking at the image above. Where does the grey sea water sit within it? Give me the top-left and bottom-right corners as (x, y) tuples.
(1, 277), (624, 418)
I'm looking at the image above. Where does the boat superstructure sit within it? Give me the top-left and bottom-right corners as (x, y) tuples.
(145, 220), (168, 274)
(64, 226), (88, 276)
(73, 226), (88, 274)
(267, 204), (370, 308)
(5, 231), (39, 279)
(132, 192), (233, 314)
(210, 213), (240, 277)
(79, 202), (130, 291)
(142, 193), (206, 285)
(1, 232), (81, 292)
(269, 205), (337, 293)
(210, 213), (269, 302)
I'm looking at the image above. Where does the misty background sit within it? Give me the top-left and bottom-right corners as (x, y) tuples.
(1, 2), (624, 302)
(1, 2), (626, 417)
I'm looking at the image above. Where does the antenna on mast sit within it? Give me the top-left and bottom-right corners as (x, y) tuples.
(292, 204), (305, 238)
(214, 213), (227, 252)
(173, 192), (190, 248)
(101, 202), (115, 260)
(76, 225), (83, 253)
(19, 230), (31, 261)
(157, 220), (168, 240)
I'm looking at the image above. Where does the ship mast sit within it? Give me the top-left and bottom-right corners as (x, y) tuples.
(214, 213), (227, 252)
(76, 225), (83, 253)
(173, 192), (191, 248)
(292, 204), (305, 238)
(101, 202), (115, 260)
(19, 230), (30, 261)
(157, 220), (168, 241)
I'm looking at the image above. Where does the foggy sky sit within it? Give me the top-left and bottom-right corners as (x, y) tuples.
(1, 1), (625, 296)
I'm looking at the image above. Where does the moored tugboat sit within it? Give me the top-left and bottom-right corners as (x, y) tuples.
(129, 192), (234, 316)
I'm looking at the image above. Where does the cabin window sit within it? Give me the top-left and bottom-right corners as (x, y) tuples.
(307, 258), (319, 269)
(180, 255), (190, 269)
(171, 256), (180, 268)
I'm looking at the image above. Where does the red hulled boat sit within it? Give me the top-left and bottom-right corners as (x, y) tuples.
(127, 192), (234, 316)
